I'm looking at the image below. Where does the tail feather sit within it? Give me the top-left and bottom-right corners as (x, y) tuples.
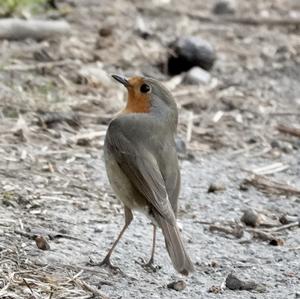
(156, 215), (194, 275)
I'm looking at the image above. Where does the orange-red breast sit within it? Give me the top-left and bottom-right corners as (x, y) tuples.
(100, 75), (194, 275)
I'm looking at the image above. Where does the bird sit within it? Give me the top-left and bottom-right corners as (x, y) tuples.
(99, 74), (194, 276)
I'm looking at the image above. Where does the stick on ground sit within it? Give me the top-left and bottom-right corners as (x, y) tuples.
(242, 174), (300, 196)
(277, 124), (300, 138)
(0, 19), (71, 40)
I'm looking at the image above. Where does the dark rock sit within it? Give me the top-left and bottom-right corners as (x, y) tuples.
(33, 49), (54, 62)
(167, 37), (216, 75)
(269, 239), (284, 246)
(247, 137), (257, 144)
(98, 27), (113, 37)
(279, 214), (299, 225)
(239, 181), (249, 191)
(208, 182), (226, 193)
(213, 0), (236, 15)
(271, 139), (293, 153)
(226, 273), (244, 290)
(167, 280), (186, 291)
(35, 235), (50, 251)
(226, 273), (259, 291)
(241, 209), (260, 227)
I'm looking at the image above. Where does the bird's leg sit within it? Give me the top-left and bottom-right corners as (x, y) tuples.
(137, 225), (161, 272)
(89, 207), (133, 273)
(145, 225), (156, 266)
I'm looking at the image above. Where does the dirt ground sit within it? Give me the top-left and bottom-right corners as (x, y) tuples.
(0, 0), (300, 298)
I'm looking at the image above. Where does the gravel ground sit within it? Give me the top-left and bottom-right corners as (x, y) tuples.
(0, 0), (300, 298)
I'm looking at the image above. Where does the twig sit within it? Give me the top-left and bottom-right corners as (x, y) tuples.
(194, 220), (213, 225)
(247, 229), (273, 241)
(75, 279), (109, 299)
(14, 229), (97, 246)
(280, 214), (299, 224)
(138, 6), (300, 27)
(23, 278), (37, 298)
(288, 246), (300, 251)
(267, 222), (299, 232)
(242, 174), (300, 196)
(76, 112), (113, 124)
(209, 224), (244, 238)
(277, 124), (300, 138)
(244, 163), (289, 175)
(0, 19), (71, 40)
(36, 110), (81, 128)
(247, 228), (284, 245)
(3, 59), (79, 71)
(213, 15), (300, 26)
(269, 112), (300, 116)
(58, 264), (111, 281)
(66, 270), (84, 283)
(71, 131), (106, 146)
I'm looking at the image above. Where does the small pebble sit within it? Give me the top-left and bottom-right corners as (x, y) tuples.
(167, 280), (186, 291)
(208, 182), (226, 193)
(94, 225), (103, 233)
(208, 285), (223, 293)
(98, 27), (113, 37)
(35, 235), (50, 251)
(269, 238), (284, 246)
(76, 137), (91, 146)
(213, 0), (236, 15)
(209, 260), (220, 268)
(241, 209), (261, 227)
(279, 214), (299, 224)
(247, 137), (257, 144)
(226, 273), (258, 291)
(184, 66), (211, 85)
(239, 182), (249, 191)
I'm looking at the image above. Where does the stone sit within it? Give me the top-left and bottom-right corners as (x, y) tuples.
(213, 0), (236, 15)
(167, 36), (216, 75)
(184, 66), (211, 85)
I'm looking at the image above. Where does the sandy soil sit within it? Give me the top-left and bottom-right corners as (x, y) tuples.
(0, 0), (300, 298)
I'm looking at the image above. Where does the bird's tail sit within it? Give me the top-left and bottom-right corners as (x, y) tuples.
(156, 215), (194, 275)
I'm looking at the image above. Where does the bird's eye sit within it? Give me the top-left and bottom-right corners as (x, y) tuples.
(140, 83), (151, 93)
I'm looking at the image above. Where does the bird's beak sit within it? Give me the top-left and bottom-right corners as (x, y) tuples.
(112, 74), (129, 88)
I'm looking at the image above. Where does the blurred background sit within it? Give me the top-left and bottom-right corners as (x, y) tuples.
(0, 0), (299, 298)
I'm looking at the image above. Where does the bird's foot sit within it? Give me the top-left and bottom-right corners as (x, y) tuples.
(88, 256), (121, 274)
(136, 257), (161, 273)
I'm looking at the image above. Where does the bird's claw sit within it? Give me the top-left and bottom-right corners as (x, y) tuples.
(88, 257), (121, 274)
(136, 257), (161, 273)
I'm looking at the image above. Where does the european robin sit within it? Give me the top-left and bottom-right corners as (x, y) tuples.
(99, 74), (194, 275)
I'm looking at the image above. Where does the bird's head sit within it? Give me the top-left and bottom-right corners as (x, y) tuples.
(112, 75), (178, 124)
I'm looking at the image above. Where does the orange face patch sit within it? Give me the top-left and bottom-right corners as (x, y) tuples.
(123, 77), (151, 114)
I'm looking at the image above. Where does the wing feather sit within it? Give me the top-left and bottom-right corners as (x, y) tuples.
(106, 127), (176, 225)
